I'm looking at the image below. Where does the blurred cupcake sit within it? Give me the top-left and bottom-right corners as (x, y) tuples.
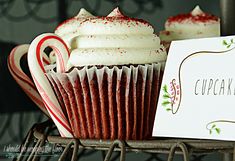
(160, 5), (220, 51)
(47, 7), (167, 140)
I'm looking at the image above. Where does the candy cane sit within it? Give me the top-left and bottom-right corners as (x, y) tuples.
(7, 44), (50, 117)
(28, 33), (73, 137)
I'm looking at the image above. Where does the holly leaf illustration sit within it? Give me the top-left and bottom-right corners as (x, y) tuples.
(209, 129), (212, 134)
(163, 94), (170, 99)
(227, 44), (231, 48)
(211, 124), (216, 129)
(166, 108), (172, 111)
(231, 39), (234, 43)
(215, 128), (221, 134)
(222, 40), (228, 46)
(162, 101), (170, 106)
(163, 85), (168, 93)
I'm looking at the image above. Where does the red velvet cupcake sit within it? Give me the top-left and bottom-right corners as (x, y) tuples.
(160, 5), (220, 52)
(46, 7), (167, 140)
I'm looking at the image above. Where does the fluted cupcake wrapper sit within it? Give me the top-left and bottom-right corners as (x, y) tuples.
(46, 63), (165, 140)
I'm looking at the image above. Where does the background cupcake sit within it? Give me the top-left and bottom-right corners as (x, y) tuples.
(160, 5), (220, 51)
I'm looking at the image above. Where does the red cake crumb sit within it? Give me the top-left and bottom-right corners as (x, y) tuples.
(161, 30), (171, 35)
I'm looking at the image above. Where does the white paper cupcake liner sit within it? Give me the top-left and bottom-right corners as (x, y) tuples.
(46, 62), (165, 140)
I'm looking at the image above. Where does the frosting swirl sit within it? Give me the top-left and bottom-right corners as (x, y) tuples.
(191, 5), (204, 16)
(160, 5), (220, 42)
(55, 8), (95, 48)
(67, 7), (166, 68)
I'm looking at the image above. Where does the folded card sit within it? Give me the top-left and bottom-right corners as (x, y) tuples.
(153, 35), (235, 141)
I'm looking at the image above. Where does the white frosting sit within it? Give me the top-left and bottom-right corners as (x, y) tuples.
(160, 5), (220, 42)
(54, 8), (95, 48)
(191, 5), (204, 16)
(67, 7), (166, 68)
(78, 11), (154, 35)
(160, 23), (220, 41)
(72, 35), (160, 49)
(67, 48), (166, 68)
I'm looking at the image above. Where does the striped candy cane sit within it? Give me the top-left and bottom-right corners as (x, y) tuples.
(7, 44), (50, 117)
(28, 33), (73, 137)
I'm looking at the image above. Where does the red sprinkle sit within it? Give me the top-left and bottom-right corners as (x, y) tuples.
(167, 13), (219, 23)
(81, 15), (152, 28)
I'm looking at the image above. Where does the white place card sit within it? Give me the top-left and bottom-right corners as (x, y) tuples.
(153, 35), (235, 141)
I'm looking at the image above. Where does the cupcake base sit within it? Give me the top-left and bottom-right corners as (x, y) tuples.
(46, 63), (165, 140)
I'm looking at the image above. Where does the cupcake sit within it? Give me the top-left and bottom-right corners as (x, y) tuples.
(31, 7), (167, 140)
(160, 5), (220, 51)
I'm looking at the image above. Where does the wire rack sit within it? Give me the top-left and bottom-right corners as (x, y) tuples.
(11, 119), (235, 161)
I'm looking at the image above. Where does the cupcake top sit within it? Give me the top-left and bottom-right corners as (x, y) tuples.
(160, 5), (220, 41)
(67, 7), (166, 68)
(55, 8), (95, 48)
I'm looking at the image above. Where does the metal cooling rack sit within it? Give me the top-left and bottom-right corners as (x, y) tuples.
(13, 120), (235, 161)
